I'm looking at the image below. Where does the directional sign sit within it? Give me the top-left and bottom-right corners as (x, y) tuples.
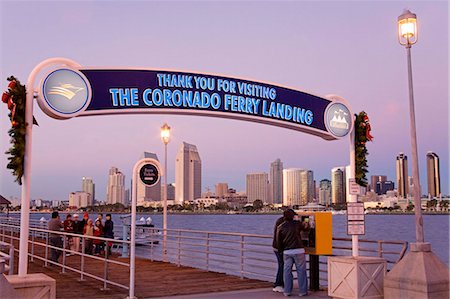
(347, 202), (365, 235)
(349, 178), (361, 195)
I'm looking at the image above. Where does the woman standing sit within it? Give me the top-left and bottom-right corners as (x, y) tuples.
(83, 219), (94, 255)
(93, 220), (104, 255)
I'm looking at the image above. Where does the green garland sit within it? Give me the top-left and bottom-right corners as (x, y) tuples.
(2, 76), (38, 185)
(354, 111), (373, 187)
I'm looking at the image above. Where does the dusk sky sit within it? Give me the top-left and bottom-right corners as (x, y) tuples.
(0, 1), (448, 201)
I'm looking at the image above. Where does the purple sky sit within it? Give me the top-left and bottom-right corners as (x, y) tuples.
(0, 1), (448, 201)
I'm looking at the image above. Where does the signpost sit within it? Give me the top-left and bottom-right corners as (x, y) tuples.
(348, 178), (361, 195)
(347, 202), (365, 235)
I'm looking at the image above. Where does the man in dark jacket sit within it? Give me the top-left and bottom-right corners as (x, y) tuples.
(103, 214), (114, 255)
(276, 209), (308, 297)
(272, 215), (285, 292)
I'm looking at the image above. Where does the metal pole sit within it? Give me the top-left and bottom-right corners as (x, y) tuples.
(163, 143), (168, 262)
(405, 46), (424, 243)
(349, 124), (359, 256)
(129, 165), (137, 299)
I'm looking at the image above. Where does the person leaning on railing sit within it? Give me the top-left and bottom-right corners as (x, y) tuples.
(48, 211), (63, 265)
(272, 214), (286, 293)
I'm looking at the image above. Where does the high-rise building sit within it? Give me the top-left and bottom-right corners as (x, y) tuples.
(331, 167), (346, 204)
(283, 169), (303, 206)
(81, 177), (95, 206)
(136, 152), (161, 204)
(270, 159), (283, 204)
(107, 167), (126, 205)
(69, 191), (90, 208)
(167, 183), (175, 200)
(376, 181), (395, 195)
(426, 152), (441, 198)
(215, 183), (229, 198)
(396, 153), (409, 198)
(370, 175), (387, 192)
(319, 179), (332, 206)
(175, 142), (202, 204)
(246, 173), (269, 203)
(300, 170), (314, 203)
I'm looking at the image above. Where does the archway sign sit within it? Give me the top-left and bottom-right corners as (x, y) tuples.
(37, 63), (353, 140)
(17, 58), (357, 297)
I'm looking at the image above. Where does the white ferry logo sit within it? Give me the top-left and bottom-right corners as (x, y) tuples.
(330, 109), (349, 130)
(40, 68), (91, 118)
(48, 83), (84, 100)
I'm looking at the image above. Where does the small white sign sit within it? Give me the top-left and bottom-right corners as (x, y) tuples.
(347, 222), (365, 235)
(349, 178), (361, 195)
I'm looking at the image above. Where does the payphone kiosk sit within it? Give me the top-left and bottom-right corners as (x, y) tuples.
(296, 211), (332, 291)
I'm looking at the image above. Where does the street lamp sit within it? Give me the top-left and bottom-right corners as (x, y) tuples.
(160, 123), (171, 260)
(397, 9), (423, 244)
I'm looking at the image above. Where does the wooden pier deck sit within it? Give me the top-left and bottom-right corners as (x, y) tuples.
(12, 248), (271, 298)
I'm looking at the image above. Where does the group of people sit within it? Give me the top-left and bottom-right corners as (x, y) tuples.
(272, 209), (309, 297)
(48, 211), (115, 264)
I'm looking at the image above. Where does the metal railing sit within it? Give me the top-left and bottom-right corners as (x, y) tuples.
(0, 217), (408, 289)
(0, 222), (131, 293)
(124, 226), (408, 286)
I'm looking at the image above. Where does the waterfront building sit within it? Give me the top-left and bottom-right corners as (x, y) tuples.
(300, 170), (314, 203)
(370, 175), (387, 192)
(106, 167), (126, 205)
(376, 181), (395, 195)
(215, 183), (229, 198)
(331, 167), (346, 204)
(167, 183), (175, 200)
(81, 177), (95, 206)
(426, 152), (441, 198)
(175, 142), (202, 204)
(136, 152), (161, 204)
(246, 173), (269, 203)
(319, 179), (332, 206)
(396, 153), (409, 198)
(69, 191), (90, 208)
(269, 158), (283, 204)
(283, 168), (303, 206)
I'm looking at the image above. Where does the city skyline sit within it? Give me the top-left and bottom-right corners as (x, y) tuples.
(0, 2), (448, 201)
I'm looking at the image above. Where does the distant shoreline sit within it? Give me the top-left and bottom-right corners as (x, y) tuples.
(2, 210), (449, 216)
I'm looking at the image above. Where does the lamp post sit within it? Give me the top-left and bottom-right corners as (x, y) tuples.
(160, 123), (171, 261)
(397, 9), (424, 244)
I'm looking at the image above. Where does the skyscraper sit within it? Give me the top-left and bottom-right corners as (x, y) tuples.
(396, 153), (409, 198)
(175, 142), (202, 204)
(81, 177), (95, 206)
(246, 173), (269, 203)
(283, 169), (303, 207)
(426, 152), (441, 198)
(107, 167), (126, 205)
(136, 152), (161, 204)
(270, 159), (283, 204)
(331, 167), (346, 204)
(215, 183), (229, 198)
(300, 170), (314, 203)
(319, 179), (332, 206)
(370, 175), (387, 193)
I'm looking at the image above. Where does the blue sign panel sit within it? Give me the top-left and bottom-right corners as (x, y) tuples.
(38, 67), (353, 140)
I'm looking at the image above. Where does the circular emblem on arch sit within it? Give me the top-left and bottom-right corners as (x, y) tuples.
(325, 102), (352, 138)
(139, 163), (160, 187)
(39, 68), (91, 119)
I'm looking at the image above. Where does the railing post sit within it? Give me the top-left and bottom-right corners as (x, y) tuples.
(44, 232), (49, 267)
(30, 230), (35, 262)
(101, 243), (110, 291)
(240, 235), (244, 279)
(177, 230), (181, 267)
(61, 234), (66, 273)
(206, 233), (210, 271)
(377, 241), (383, 258)
(9, 244), (14, 275)
(80, 237), (85, 281)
